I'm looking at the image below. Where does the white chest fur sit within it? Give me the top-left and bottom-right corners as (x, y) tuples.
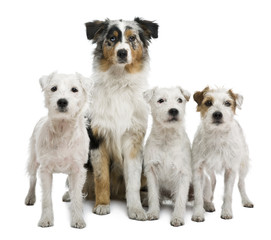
(90, 68), (149, 138)
(144, 127), (192, 188)
(35, 117), (89, 174)
(193, 120), (248, 173)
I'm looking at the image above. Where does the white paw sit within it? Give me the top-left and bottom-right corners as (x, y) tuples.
(128, 207), (147, 221)
(204, 201), (215, 212)
(170, 216), (184, 227)
(243, 201), (254, 208)
(192, 207), (205, 222)
(25, 194), (36, 206)
(71, 218), (86, 229)
(221, 208), (233, 220)
(191, 214), (205, 222)
(93, 204), (110, 215)
(147, 210), (159, 220)
(38, 217), (54, 228)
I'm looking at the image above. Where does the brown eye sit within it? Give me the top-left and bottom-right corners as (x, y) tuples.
(177, 98), (183, 103)
(205, 100), (212, 107)
(51, 86), (57, 92)
(71, 87), (78, 93)
(129, 36), (136, 42)
(225, 101), (231, 107)
(157, 99), (165, 103)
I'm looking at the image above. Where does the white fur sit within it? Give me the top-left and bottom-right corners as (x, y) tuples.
(143, 87), (192, 226)
(25, 73), (90, 228)
(191, 87), (253, 222)
(90, 63), (149, 219)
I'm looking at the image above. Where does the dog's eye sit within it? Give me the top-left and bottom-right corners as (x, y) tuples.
(110, 36), (116, 42)
(157, 99), (165, 103)
(51, 86), (57, 92)
(205, 100), (212, 107)
(177, 98), (183, 103)
(129, 36), (136, 42)
(71, 87), (78, 93)
(225, 101), (231, 107)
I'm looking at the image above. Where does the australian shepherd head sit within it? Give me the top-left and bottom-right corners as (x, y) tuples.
(85, 17), (158, 74)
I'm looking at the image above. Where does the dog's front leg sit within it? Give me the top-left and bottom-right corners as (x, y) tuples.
(123, 156), (147, 220)
(171, 173), (190, 226)
(91, 142), (110, 215)
(221, 169), (236, 219)
(123, 135), (147, 221)
(69, 168), (87, 228)
(191, 167), (205, 222)
(38, 168), (54, 227)
(146, 166), (160, 220)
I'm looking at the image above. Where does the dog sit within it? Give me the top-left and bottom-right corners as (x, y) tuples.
(81, 17), (159, 220)
(25, 72), (90, 228)
(191, 86), (254, 222)
(143, 87), (192, 226)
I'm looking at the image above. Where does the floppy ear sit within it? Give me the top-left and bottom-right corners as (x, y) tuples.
(178, 86), (191, 102)
(134, 17), (159, 46)
(39, 72), (56, 91)
(236, 94), (243, 109)
(193, 86), (210, 106)
(85, 20), (108, 43)
(143, 87), (157, 103)
(228, 89), (243, 110)
(76, 72), (91, 94)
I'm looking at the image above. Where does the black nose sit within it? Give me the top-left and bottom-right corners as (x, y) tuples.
(212, 111), (223, 120)
(57, 98), (68, 108)
(117, 49), (128, 59)
(168, 108), (179, 117)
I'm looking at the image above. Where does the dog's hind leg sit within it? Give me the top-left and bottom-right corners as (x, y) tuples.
(25, 139), (39, 206)
(62, 177), (71, 202)
(238, 161), (254, 208)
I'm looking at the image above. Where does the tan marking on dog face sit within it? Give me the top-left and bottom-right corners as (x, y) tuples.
(193, 87), (210, 106)
(100, 42), (120, 72)
(199, 96), (214, 118)
(193, 87), (212, 117)
(124, 29), (144, 73)
(228, 89), (237, 114)
(113, 30), (119, 37)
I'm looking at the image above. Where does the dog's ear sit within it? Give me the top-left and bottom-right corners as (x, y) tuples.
(134, 17), (158, 46)
(228, 89), (243, 110)
(85, 20), (108, 43)
(143, 87), (157, 103)
(236, 94), (243, 109)
(76, 72), (91, 94)
(193, 86), (210, 106)
(178, 86), (191, 102)
(39, 72), (56, 91)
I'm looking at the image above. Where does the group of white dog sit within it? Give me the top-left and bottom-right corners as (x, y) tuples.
(24, 18), (253, 228)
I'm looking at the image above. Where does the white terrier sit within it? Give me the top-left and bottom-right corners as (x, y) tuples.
(25, 72), (90, 228)
(143, 87), (192, 226)
(191, 87), (254, 222)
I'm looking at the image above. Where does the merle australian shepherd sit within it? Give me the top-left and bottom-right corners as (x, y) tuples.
(82, 17), (158, 220)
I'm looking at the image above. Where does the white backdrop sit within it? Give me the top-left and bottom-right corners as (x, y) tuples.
(0, 0), (270, 239)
